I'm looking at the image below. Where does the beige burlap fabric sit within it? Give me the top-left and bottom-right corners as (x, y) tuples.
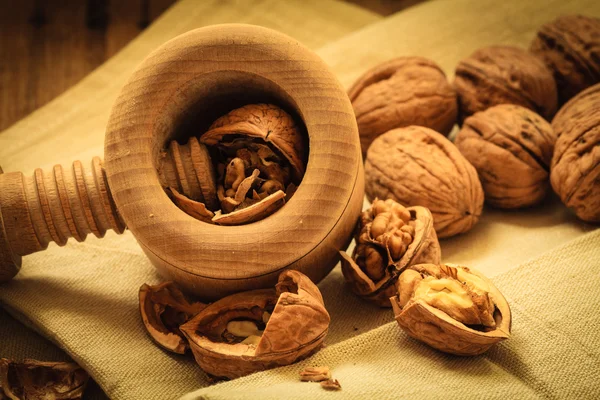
(183, 228), (600, 399)
(1, 221), (599, 399)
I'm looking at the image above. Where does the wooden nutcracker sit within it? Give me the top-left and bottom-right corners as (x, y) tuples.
(0, 24), (364, 299)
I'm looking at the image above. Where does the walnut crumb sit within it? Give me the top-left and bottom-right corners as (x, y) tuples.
(299, 366), (331, 382)
(320, 379), (342, 391)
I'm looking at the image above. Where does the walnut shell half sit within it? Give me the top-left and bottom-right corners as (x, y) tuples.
(365, 126), (484, 238)
(0, 359), (89, 400)
(348, 57), (457, 155)
(390, 264), (511, 356)
(454, 46), (558, 122)
(550, 83), (600, 222)
(139, 281), (206, 354)
(530, 15), (600, 105)
(455, 104), (555, 208)
(340, 199), (441, 306)
(180, 270), (329, 379)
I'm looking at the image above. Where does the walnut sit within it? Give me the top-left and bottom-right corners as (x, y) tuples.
(455, 104), (555, 208)
(390, 264), (511, 356)
(550, 83), (600, 222)
(530, 15), (600, 105)
(139, 281), (206, 354)
(180, 270), (329, 379)
(454, 46), (558, 122)
(365, 126), (484, 238)
(339, 199), (441, 306)
(0, 359), (89, 399)
(199, 103), (306, 225)
(348, 57), (457, 155)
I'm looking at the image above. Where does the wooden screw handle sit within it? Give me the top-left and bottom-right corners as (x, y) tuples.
(0, 157), (125, 281)
(0, 137), (216, 282)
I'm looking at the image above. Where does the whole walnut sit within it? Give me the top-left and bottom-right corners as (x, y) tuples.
(455, 104), (555, 209)
(348, 57), (457, 155)
(550, 83), (600, 222)
(365, 126), (484, 238)
(454, 46), (558, 122)
(530, 15), (600, 105)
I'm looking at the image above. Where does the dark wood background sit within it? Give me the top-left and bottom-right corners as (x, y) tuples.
(0, 0), (420, 132)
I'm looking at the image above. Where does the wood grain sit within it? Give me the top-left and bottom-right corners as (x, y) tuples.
(0, 0), (177, 132)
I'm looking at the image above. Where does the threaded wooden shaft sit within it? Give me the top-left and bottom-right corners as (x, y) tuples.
(160, 136), (211, 201)
(0, 139), (207, 265)
(0, 157), (125, 257)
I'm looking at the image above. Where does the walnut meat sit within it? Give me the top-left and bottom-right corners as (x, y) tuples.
(180, 270), (329, 379)
(139, 281), (206, 354)
(454, 46), (558, 122)
(455, 104), (555, 208)
(365, 126), (484, 238)
(550, 83), (600, 222)
(390, 264), (511, 356)
(530, 15), (600, 105)
(339, 199), (441, 306)
(0, 359), (89, 399)
(348, 57), (457, 155)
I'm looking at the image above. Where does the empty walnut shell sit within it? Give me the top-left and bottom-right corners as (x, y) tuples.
(0, 359), (89, 400)
(139, 281), (206, 354)
(454, 46), (558, 122)
(455, 104), (555, 208)
(340, 199), (441, 306)
(390, 264), (511, 356)
(365, 126), (484, 238)
(530, 15), (600, 105)
(348, 57), (458, 155)
(550, 83), (600, 222)
(180, 270), (329, 379)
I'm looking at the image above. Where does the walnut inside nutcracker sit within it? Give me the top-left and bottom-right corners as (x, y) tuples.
(348, 57), (458, 155)
(180, 270), (330, 379)
(455, 104), (555, 209)
(454, 46), (558, 122)
(340, 199), (440, 307)
(201, 103), (306, 225)
(390, 263), (511, 356)
(530, 15), (600, 105)
(161, 103), (306, 226)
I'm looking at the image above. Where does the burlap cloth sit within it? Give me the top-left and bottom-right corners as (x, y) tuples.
(1, 222), (599, 399)
(1, 1), (599, 399)
(184, 228), (600, 399)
